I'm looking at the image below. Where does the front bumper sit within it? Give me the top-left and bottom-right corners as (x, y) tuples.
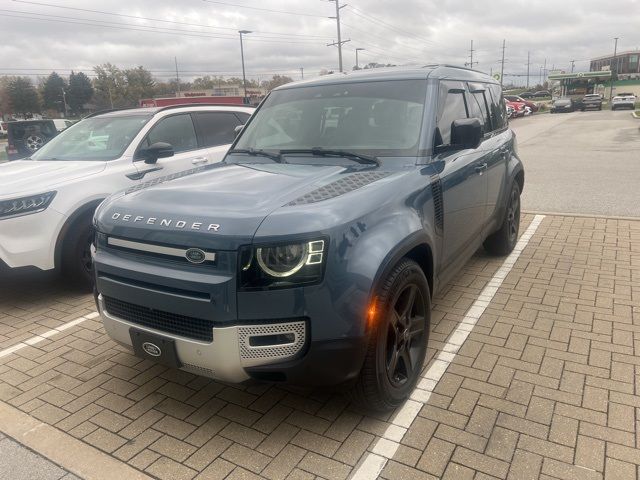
(98, 294), (367, 385)
(0, 208), (65, 270)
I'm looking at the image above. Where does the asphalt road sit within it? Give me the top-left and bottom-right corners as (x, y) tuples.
(511, 109), (640, 217)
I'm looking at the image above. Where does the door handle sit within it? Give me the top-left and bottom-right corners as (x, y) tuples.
(475, 163), (488, 174)
(192, 157), (208, 165)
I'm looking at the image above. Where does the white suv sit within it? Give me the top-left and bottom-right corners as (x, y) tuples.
(0, 104), (254, 284)
(611, 93), (637, 111)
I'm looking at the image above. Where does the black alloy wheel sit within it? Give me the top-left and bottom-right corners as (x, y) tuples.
(483, 182), (521, 256)
(385, 284), (427, 388)
(506, 185), (520, 246)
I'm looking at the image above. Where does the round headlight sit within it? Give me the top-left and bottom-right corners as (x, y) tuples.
(257, 243), (308, 277)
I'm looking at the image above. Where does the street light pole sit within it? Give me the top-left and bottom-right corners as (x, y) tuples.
(60, 87), (68, 118)
(609, 37), (619, 104)
(239, 30), (251, 104)
(355, 48), (365, 69)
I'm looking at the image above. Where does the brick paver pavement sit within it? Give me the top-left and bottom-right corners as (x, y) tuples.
(0, 214), (639, 479)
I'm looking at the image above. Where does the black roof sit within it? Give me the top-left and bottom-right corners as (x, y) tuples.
(274, 64), (498, 91)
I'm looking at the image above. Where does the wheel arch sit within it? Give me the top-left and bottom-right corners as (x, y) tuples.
(54, 198), (105, 269)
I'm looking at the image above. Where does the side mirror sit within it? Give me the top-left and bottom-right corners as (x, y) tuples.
(450, 118), (483, 150)
(137, 142), (174, 164)
(234, 125), (244, 138)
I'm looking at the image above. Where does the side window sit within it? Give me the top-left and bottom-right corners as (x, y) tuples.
(487, 84), (507, 131)
(436, 82), (469, 146)
(234, 112), (251, 124)
(467, 85), (491, 134)
(146, 114), (197, 153)
(193, 112), (244, 148)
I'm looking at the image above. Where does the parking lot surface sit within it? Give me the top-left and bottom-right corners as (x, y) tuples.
(1, 212), (640, 480)
(513, 110), (640, 217)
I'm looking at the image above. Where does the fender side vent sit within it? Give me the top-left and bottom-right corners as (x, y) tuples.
(430, 174), (444, 234)
(287, 171), (391, 206)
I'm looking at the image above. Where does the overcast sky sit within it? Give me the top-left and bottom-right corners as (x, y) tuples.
(0, 0), (638, 87)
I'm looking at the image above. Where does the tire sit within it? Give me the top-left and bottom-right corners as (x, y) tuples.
(349, 258), (430, 411)
(484, 182), (521, 256)
(60, 215), (95, 289)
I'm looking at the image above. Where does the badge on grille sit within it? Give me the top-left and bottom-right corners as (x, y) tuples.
(142, 342), (162, 357)
(185, 248), (206, 264)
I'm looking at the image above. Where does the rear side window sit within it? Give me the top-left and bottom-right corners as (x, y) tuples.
(193, 112), (244, 148)
(145, 114), (197, 153)
(487, 84), (507, 131)
(234, 112), (251, 124)
(436, 82), (469, 146)
(467, 86), (491, 134)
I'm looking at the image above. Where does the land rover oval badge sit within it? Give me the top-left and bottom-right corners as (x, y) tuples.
(142, 342), (161, 357)
(185, 248), (206, 264)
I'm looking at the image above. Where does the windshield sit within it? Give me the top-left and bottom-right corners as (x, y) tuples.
(235, 79), (427, 157)
(31, 115), (152, 161)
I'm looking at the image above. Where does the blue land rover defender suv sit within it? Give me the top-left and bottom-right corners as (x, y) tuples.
(93, 66), (524, 410)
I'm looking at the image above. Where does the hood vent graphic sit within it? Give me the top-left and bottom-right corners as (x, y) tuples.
(125, 165), (214, 194)
(287, 171), (391, 206)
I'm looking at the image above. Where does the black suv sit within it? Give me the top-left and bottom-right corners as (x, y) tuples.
(93, 65), (524, 410)
(5, 119), (73, 160)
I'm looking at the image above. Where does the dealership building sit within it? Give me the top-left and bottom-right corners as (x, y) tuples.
(590, 50), (640, 79)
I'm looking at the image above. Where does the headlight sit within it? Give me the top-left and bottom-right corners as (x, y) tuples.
(0, 191), (56, 220)
(239, 239), (326, 290)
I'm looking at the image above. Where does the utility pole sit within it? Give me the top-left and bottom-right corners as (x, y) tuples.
(61, 87), (68, 118)
(543, 58), (547, 85)
(500, 39), (506, 87)
(300, 67), (304, 79)
(570, 60), (575, 73)
(327, 0), (350, 72)
(609, 37), (619, 104)
(239, 30), (251, 103)
(174, 57), (180, 97)
(467, 40), (475, 68)
(526, 51), (531, 89)
(355, 47), (365, 69)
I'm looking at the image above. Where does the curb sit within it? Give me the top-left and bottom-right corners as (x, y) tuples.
(523, 210), (640, 222)
(0, 401), (152, 480)
(632, 111), (640, 119)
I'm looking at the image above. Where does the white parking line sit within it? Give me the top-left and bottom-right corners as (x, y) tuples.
(351, 214), (545, 479)
(0, 312), (99, 360)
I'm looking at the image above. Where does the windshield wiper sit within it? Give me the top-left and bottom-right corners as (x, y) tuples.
(280, 148), (380, 166)
(227, 148), (286, 163)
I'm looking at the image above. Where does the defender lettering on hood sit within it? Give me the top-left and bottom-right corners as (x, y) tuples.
(110, 213), (220, 232)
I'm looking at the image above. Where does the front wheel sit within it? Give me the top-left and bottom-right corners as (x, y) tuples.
(484, 182), (521, 256)
(61, 217), (95, 289)
(349, 259), (430, 411)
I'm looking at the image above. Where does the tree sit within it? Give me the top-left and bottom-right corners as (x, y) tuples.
(93, 63), (128, 109)
(125, 66), (156, 105)
(261, 75), (293, 91)
(0, 77), (12, 117)
(42, 72), (67, 113)
(7, 77), (40, 115)
(67, 71), (94, 115)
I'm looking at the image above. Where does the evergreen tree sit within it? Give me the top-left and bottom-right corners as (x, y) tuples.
(42, 72), (67, 113)
(124, 66), (156, 105)
(7, 77), (40, 114)
(67, 71), (94, 115)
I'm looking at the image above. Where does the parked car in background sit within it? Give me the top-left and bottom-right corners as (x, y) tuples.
(580, 94), (603, 111)
(550, 98), (575, 113)
(4, 119), (73, 160)
(533, 90), (551, 98)
(504, 95), (539, 112)
(0, 121), (7, 139)
(506, 100), (526, 118)
(611, 93), (637, 110)
(93, 65), (524, 410)
(519, 91), (535, 99)
(0, 104), (254, 286)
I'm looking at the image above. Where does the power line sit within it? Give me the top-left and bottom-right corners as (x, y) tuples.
(0, 11), (325, 44)
(12, 0), (332, 39)
(200, 0), (328, 18)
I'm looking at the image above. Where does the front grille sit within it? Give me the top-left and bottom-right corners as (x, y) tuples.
(103, 296), (214, 342)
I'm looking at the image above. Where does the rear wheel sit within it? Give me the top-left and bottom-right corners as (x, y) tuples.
(349, 259), (430, 411)
(484, 182), (521, 256)
(61, 216), (95, 289)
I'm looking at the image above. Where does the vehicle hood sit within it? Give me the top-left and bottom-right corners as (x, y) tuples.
(95, 162), (395, 250)
(0, 160), (106, 199)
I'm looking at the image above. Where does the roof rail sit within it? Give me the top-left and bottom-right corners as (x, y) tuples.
(155, 103), (256, 113)
(82, 108), (130, 119)
(423, 63), (486, 74)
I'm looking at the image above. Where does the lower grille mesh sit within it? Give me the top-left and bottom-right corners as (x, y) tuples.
(103, 296), (214, 342)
